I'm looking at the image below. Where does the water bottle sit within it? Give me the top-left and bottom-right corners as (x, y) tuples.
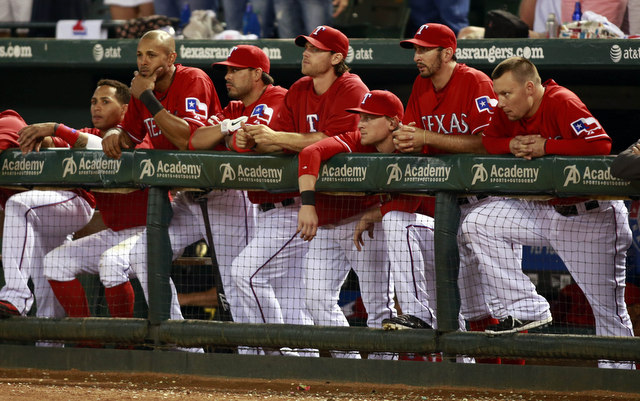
(242, 2), (261, 37)
(572, 1), (582, 21)
(546, 13), (558, 38)
(180, 3), (191, 28)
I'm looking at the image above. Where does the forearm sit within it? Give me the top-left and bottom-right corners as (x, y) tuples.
(189, 125), (225, 150)
(153, 110), (191, 150)
(274, 131), (329, 153)
(299, 174), (317, 192)
(425, 131), (487, 154)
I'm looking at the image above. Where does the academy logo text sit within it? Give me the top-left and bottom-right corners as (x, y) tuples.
(0, 44), (32, 58)
(386, 163), (450, 185)
(219, 163), (282, 184)
(471, 163), (539, 185)
(1, 158), (44, 176)
(179, 45), (282, 61)
(563, 165), (627, 187)
(139, 159), (201, 180)
(320, 164), (367, 183)
(62, 156), (122, 178)
(456, 46), (544, 63)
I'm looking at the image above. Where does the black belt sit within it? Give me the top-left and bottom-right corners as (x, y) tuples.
(458, 194), (488, 205)
(553, 200), (600, 216)
(258, 198), (295, 212)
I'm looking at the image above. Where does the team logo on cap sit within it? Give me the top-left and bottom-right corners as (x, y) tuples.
(311, 26), (326, 36)
(361, 93), (373, 104)
(417, 24), (429, 35)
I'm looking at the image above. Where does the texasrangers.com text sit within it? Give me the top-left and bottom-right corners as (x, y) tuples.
(0, 44), (32, 58)
(456, 46), (544, 63)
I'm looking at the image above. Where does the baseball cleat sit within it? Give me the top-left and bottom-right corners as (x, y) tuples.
(382, 314), (433, 330)
(484, 316), (552, 335)
(0, 300), (20, 318)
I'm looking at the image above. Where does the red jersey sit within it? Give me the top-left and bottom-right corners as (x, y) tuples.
(299, 131), (434, 224)
(482, 79), (611, 155)
(0, 110), (26, 208)
(119, 64), (221, 150)
(274, 72), (369, 136)
(404, 64), (496, 155)
(220, 85), (288, 154)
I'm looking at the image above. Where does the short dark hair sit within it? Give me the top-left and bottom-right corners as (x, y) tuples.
(491, 57), (540, 85)
(260, 71), (274, 85)
(97, 79), (131, 105)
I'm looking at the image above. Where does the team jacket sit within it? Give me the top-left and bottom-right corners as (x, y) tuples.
(119, 64), (221, 150)
(482, 79), (611, 155)
(404, 63), (496, 155)
(299, 130), (433, 225)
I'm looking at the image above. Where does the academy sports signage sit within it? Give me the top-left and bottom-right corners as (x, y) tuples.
(1, 150), (638, 197)
(0, 149), (133, 187)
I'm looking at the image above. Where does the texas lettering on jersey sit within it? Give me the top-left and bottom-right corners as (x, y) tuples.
(421, 113), (469, 134)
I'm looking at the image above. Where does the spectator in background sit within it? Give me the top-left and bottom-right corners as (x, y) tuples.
(104, 0), (155, 20)
(273, 0), (348, 38)
(0, 0), (33, 37)
(406, 0), (469, 36)
(221, 0), (276, 38)
(153, 0), (217, 19)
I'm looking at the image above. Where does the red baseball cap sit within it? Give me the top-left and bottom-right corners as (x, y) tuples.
(400, 23), (457, 52)
(295, 25), (349, 58)
(212, 45), (270, 73)
(346, 90), (404, 120)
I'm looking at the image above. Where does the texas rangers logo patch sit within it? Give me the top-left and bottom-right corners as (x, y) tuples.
(571, 117), (601, 136)
(185, 97), (208, 118)
(475, 96), (497, 113)
(250, 104), (274, 124)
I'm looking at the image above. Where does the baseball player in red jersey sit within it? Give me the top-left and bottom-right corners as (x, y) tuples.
(14, 80), (148, 322)
(462, 57), (634, 369)
(375, 24), (506, 353)
(233, 27), (370, 357)
(191, 46), (318, 349)
(99, 31), (250, 330)
(0, 86), (119, 321)
(102, 30), (219, 156)
(298, 91), (409, 360)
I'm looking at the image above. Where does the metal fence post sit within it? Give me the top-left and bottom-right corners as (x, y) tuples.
(434, 192), (462, 333)
(146, 186), (173, 325)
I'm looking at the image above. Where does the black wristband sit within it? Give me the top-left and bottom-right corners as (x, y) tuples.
(300, 190), (315, 206)
(53, 123), (59, 136)
(140, 89), (164, 116)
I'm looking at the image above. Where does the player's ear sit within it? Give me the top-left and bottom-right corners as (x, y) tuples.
(525, 80), (535, 95)
(441, 47), (454, 62)
(168, 51), (177, 65)
(330, 52), (344, 66)
(119, 103), (128, 121)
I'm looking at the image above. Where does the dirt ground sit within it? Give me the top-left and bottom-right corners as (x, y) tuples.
(0, 369), (639, 401)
